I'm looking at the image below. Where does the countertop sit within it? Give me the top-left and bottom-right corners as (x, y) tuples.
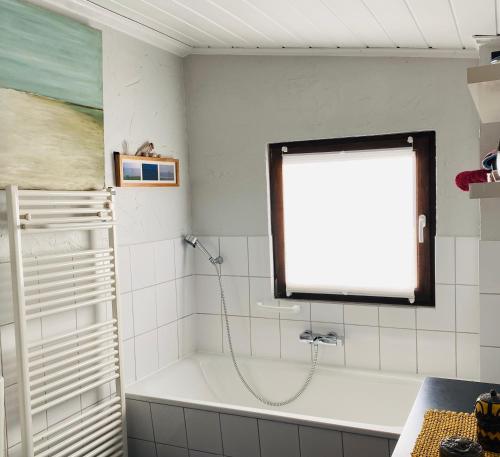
(392, 377), (500, 456)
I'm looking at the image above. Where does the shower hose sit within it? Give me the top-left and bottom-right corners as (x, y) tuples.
(214, 262), (319, 407)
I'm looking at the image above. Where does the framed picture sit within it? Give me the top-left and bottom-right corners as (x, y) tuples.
(114, 152), (179, 187)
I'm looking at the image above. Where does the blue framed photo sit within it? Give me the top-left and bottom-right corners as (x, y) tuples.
(115, 152), (179, 187)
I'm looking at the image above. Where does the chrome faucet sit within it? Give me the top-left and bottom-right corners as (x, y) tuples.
(299, 330), (343, 346)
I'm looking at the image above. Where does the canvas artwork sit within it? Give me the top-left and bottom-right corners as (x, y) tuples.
(0, 0), (104, 190)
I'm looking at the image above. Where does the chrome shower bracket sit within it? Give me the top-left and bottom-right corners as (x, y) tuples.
(210, 255), (223, 265)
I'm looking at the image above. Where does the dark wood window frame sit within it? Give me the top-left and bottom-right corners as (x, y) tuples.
(268, 131), (436, 307)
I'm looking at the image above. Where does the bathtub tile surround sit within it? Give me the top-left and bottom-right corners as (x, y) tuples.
(151, 403), (187, 447)
(128, 439), (157, 457)
(157, 444), (189, 457)
(480, 240), (500, 382)
(126, 398), (395, 457)
(220, 414), (261, 457)
(259, 420), (300, 457)
(184, 409), (223, 454)
(299, 426), (343, 457)
(192, 235), (480, 379)
(343, 433), (393, 457)
(119, 236), (196, 384)
(127, 399), (155, 442)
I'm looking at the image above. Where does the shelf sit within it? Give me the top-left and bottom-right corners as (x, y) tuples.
(467, 64), (500, 123)
(469, 182), (500, 199)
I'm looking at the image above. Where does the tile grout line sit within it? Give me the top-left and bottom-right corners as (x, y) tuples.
(454, 237), (458, 378)
(415, 306), (419, 375)
(218, 411), (225, 456)
(377, 306), (381, 371)
(173, 241), (182, 361)
(246, 236), (254, 356)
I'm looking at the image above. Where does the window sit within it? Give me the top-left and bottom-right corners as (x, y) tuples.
(268, 131), (436, 306)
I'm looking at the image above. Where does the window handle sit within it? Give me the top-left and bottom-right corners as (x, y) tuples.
(418, 214), (427, 243)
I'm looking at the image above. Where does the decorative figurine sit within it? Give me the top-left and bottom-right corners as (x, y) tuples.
(439, 437), (483, 456)
(475, 389), (500, 452)
(135, 141), (155, 157)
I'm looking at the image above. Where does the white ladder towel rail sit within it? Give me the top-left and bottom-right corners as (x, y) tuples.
(6, 185), (128, 457)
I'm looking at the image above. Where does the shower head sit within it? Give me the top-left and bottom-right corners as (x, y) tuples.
(184, 234), (198, 248)
(183, 234), (223, 265)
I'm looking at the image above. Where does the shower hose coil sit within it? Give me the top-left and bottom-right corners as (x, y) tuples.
(215, 263), (319, 407)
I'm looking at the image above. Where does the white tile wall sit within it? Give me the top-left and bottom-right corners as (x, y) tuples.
(156, 281), (178, 326)
(251, 317), (280, 359)
(0, 232), (186, 454)
(311, 302), (344, 324)
(480, 294), (500, 347)
(195, 275), (221, 314)
(457, 333), (480, 380)
(379, 306), (415, 329)
(435, 236), (455, 284)
(221, 276), (250, 316)
(135, 330), (159, 380)
(196, 314), (223, 353)
(248, 236), (271, 277)
(220, 236), (249, 277)
(280, 320), (312, 362)
(481, 346), (500, 383)
(176, 276), (196, 318)
(189, 235), (480, 380)
(0, 234), (481, 455)
(124, 237), (197, 383)
(479, 241), (500, 293)
(223, 316), (251, 355)
(344, 304), (378, 326)
(345, 325), (380, 370)
(416, 284), (455, 331)
(158, 321), (179, 368)
(456, 285), (480, 333)
(132, 286), (157, 335)
(417, 330), (456, 378)
(130, 243), (157, 290)
(380, 327), (417, 373)
(456, 237), (479, 285)
(479, 241), (500, 382)
(121, 292), (134, 340)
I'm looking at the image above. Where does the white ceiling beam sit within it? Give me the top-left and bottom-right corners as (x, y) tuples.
(190, 46), (477, 59)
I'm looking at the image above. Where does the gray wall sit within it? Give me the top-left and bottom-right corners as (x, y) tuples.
(184, 55), (480, 237)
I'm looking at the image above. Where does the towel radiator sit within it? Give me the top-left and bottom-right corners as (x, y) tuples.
(6, 185), (128, 457)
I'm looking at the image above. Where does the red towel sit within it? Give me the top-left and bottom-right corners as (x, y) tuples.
(455, 169), (489, 191)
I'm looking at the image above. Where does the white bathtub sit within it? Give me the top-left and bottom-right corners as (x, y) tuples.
(126, 352), (422, 440)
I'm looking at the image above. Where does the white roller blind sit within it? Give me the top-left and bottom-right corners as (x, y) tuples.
(282, 148), (417, 300)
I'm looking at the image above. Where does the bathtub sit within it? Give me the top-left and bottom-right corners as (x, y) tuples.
(126, 353), (423, 457)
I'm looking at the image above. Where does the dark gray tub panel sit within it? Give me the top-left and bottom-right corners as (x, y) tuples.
(126, 398), (399, 457)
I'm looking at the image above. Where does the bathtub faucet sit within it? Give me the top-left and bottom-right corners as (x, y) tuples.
(299, 330), (343, 346)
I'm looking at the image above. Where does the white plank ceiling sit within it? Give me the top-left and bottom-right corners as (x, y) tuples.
(29, 0), (500, 56)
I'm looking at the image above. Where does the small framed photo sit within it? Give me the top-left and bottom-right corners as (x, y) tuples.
(114, 153), (179, 187)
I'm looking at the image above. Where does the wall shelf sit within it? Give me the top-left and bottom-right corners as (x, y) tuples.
(469, 182), (500, 199)
(467, 64), (500, 123)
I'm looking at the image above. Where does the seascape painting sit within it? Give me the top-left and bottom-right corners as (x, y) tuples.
(159, 163), (176, 182)
(0, 0), (104, 190)
(123, 161), (142, 181)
